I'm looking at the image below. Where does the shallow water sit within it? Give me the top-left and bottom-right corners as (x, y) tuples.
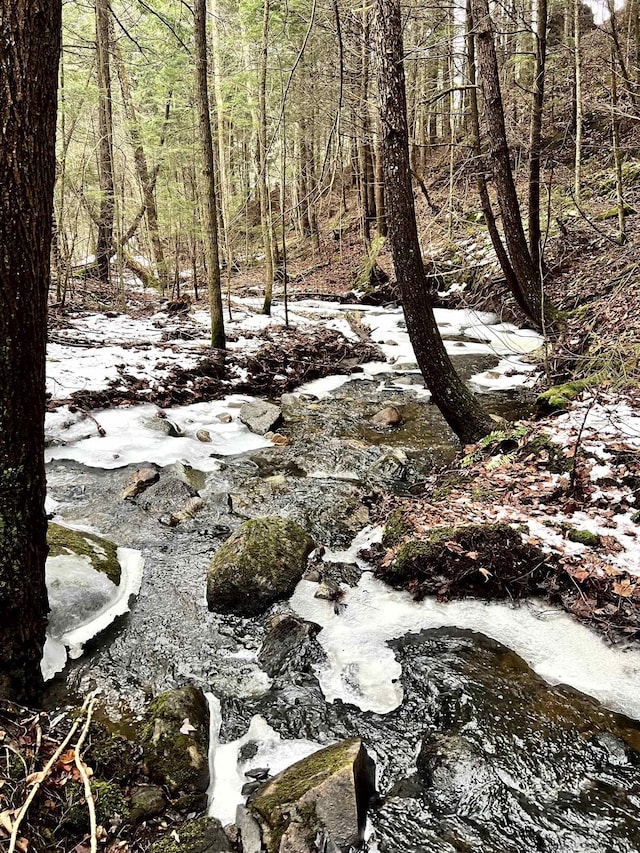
(42, 304), (640, 852)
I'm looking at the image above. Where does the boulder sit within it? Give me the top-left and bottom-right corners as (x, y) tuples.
(249, 739), (376, 853)
(147, 817), (231, 853)
(129, 784), (167, 822)
(207, 517), (315, 616)
(140, 686), (210, 796)
(370, 405), (403, 428)
(258, 615), (324, 678)
(145, 417), (182, 437)
(240, 400), (282, 435)
(47, 522), (121, 584)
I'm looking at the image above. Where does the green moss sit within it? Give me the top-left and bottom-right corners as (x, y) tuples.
(62, 779), (129, 833)
(250, 739), (362, 853)
(566, 528), (601, 547)
(140, 687), (209, 796)
(86, 721), (137, 785)
(631, 511), (640, 524)
(382, 509), (411, 547)
(47, 522), (121, 584)
(536, 378), (599, 413)
(147, 817), (229, 853)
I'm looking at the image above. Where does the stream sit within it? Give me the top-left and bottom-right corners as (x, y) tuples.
(42, 300), (640, 852)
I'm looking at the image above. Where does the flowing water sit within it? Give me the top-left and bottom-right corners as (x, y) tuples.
(42, 306), (640, 852)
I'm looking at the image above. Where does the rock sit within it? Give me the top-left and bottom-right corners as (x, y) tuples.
(416, 733), (498, 814)
(303, 568), (322, 583)
(169, 496), (205, 527)
(321, 561), (362, 587)
(141, 686), (210, 796)
(140, 476), (198, 515)
(47, 522), (121, 584)
(236, 805), (263, 853)
(217, 412), (233, 424)
(196, 429), (212, 443)
(145, 418), (182, 437)
(370, 405), (402, 428)
(249, 739), (376, 853)
(147, 817), (231, 853)
(240, 400), (283, 435)
(314, 579), (342, 601)
(207, 517), (315, 616)
(121, 467), (160, 500)
(129, 784), (167, 822)
(258, 615), (324, 678)
(367, 449), (407, 482)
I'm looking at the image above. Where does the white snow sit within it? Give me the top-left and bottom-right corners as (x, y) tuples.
(288, 527), (640, 721)
(206, 694), (324, 826)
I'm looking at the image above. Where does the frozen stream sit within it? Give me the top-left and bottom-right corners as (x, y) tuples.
(43, 300), (640, 852)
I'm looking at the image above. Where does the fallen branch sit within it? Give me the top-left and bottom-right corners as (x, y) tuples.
(73, 696), (98, 853)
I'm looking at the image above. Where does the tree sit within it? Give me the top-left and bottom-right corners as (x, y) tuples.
(194, 0), (226, 349)
(374, 0), (494, 445)
(95, 0), (115, 283)
(0, 0), (62, 700)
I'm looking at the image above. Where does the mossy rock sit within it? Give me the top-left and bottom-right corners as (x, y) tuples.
(47, 522), (121, 585)
(378, 523), (555, 602)
(86, 720), (137, 785)
(206, 517), (315, 616)
(250, 739), (376, 853)
(566, 528), (601, 547)
(62, 779), (129, 833)
(140, 686), (210, 796)
(147, 817), (231, 852)
(536, 378), (596, 413)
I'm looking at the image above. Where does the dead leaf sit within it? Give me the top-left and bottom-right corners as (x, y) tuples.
(179, 719), (196, 735)
(444, 540), (465, 555)
(465, 551), (479, 560)
(25, 771), (46, 786)
(613, 579), (636, 598)
(478, 567), (492, 581)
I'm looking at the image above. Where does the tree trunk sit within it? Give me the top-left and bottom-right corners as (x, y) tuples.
(574, 0), (583, 205)
(0, 0), (61, 700)
(528, 0), (548, 272)
(114, 43), (168, 293)
(471, 0), (555, 331)
(374, 0), (494, 445)
(95, 0), (115, 284)
(258, 0), (275, 315)
(194, 0), (225, 349)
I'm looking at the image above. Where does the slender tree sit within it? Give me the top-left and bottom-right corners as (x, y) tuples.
(95, 0), (115, 283)
(0, 0), (62, 699)
(194, 0), (225, 349)
(374, 0), (494, 445)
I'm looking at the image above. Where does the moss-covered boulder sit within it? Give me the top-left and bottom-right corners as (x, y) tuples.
(536, 378), (596, 413)
(147, 817), (231, 853)
(140, 686), (210, 796)
(249, 739), (376, 853)
(47, 522), (121, 584)
(206, 517), (315, 616)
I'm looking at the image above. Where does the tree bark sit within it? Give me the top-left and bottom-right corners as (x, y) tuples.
(374, 0), (494, 445)
(0, 0), (61, 700)
(528, 0), (548, 272)
(194, 0), (225, 349)
(258, 0), (275, 315)
(95, 0), (115, 284)
(471, 0), (556, 331)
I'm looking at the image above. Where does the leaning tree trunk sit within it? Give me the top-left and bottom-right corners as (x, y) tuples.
(471, 0), (556, 332)
(0, 0), (61, 701)
(194, 0), (225, 350)
(95, 0), (115, 284)
(374, 0), (494, 445)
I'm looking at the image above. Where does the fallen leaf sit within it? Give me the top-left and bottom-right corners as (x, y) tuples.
(613, 579), (636, 598)
(465, 551), (479, 560)
(478, 568), (492, 581)
(444, 540), (465, 555)
(180, 719), (196, 735)
(25, 771), (46, 786)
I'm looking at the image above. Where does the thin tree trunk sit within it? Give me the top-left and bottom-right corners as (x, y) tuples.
(574, 0), (582, 205)
(374, 0), (494, 445)
(194, 0), (225, 349)
(114, 42), (168, 293)
(471, 0), (556, 331)
(258, 0), (275, 315)
(611, 44), (626, 244)
(0, 0), (61, 700)
(528, 0), (547, 272)
(95, 0), (114, 284)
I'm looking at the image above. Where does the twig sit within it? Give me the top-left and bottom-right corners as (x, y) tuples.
(8, 695), (93, 853)
(74, 696), (98, 853)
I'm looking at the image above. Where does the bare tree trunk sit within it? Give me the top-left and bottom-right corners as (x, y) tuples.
(114, 43), (168, 293)
(374, 0), (494, 445)
(528, 0), (548, 272)
(471, 0), (556, 331)
(611, 43), (626, 244)
(258, 0), (275, 315)
(95, 0), (114, 284)
(0, 0), (61, 700)
(574, 0), (582, 206)
(194, 0), (225, 349)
